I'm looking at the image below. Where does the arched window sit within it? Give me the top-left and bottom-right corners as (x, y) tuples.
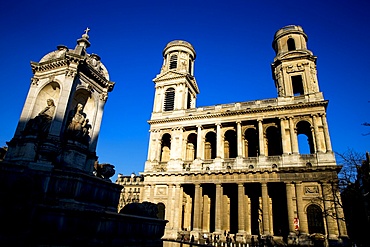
(169, 54), (178, 69)
(297, 121), (315, 154)
(160, 133), (171, 162)
(224, 130), (237, 158)
(244, 128), (258, 157)
(186, 133), (197, 161)
(307, 204), (325, 234)
(287, 38), (296, 51)
(205, 132), (216, 159)
(164, 88), (175, 111)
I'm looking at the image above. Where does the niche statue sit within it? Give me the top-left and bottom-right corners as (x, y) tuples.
(23, 99), (55, 138)
(66, 103), (90, 144)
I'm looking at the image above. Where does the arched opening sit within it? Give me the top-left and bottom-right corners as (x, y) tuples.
(224, 130), (237, 158)
(297, 121), (315, 154)
(244, 128), (258, 157)
(160, 133), (171, 162)
(266, 126), (282, 156)
(186, 133), (197, 161)
(287, 38), (296, 51)
(164, 87), (175, 111)
(157, 202), (166, 220)
(169, 54), (178, 69)
(307, 204), (325, 234)
(204, 131), (216, 160)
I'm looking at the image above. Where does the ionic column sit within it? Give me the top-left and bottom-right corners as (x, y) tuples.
(295, 183), (308, 233)
(236, 121), (243, 157)
(286, 183), (296, 232)
(258, 120), (265, 156)
(216, 123), (222, 158)
(193, 184), (202, 231)
(215, 183), (222, 233)
(261, 183), (270, 235)
(238, 183), (246, 233)
(289, 117), (299, 154)
(196, 125), (203, 159)
(322, 182), (339, 238)
(321, 114), (333, 152)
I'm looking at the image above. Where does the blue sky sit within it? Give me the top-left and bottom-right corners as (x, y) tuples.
(1, 0), (369, 180)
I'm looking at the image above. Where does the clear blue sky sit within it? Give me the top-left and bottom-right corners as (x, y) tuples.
(1, 0), (369, 180)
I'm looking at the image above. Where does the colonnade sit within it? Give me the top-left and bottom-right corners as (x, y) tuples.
(147, 114), (333, 163)
(144, 180), (347, 241)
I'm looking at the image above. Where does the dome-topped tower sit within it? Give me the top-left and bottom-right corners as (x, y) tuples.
(151, 40), (199, 116)
(161, 40), (196, 75)
(271, 25), (322, 100)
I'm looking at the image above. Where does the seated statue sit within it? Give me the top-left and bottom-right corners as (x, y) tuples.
(66, 103), (90, 143)
(23, 99), (55, 138)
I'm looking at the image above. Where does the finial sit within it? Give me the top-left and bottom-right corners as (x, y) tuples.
(82, 27), (90, 40)
(84, 27), (90, 36)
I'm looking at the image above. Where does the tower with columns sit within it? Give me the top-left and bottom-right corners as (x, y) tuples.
(133, 25), (348, 245)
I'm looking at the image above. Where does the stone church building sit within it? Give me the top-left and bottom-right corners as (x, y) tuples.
(117, 25), (348, 245)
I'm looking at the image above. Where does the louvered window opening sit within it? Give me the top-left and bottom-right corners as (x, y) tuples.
(169, 54), (178, 69)
(164, 88), (175, 111)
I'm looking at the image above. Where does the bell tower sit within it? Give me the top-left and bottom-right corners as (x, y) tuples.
(271, 25), (323, 100)
(151, 40), (199, 116)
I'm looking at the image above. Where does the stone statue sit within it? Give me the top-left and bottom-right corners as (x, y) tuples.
(23, 99), (55, 137)
(94, 162), (115, 180)
(66, 103), (89, 143)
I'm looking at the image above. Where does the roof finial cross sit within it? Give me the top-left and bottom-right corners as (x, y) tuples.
(84, 27), (90, 36)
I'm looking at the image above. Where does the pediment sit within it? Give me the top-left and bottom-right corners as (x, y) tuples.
(153, 71), (187, 82)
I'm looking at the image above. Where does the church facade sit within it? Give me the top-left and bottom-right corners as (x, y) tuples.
(129, 25), (348, 244)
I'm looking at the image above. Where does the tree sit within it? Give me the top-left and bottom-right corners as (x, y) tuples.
(337, 149), (370, 247)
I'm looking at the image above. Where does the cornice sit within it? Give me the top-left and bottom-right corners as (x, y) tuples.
(148, 100), (328, 124)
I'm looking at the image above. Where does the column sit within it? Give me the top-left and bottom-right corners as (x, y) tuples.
(334, 187), (348, 237)
(237, 121), (243, 157)
(312, 114), (321, 152)
(321, 114), (333, 152)
(193, 184), (202, 231)
(196, 125), (202, 159)
(279, 118), (288, 154)
(215, 183), (222, 233)
(246, 195), (251, 234)
(261, 183), (270, 235)
(289, 117), (299, 154)
(173, 184), (182, 230)
(216, 123), (222, 158)
(258, 120), (265, 156)
(286, 183), (296, 232)
(167, 184), (174, 228)
(322, 182), (339, 238)
(238, 183), (246, 233)
(295, 183), (308, 233)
